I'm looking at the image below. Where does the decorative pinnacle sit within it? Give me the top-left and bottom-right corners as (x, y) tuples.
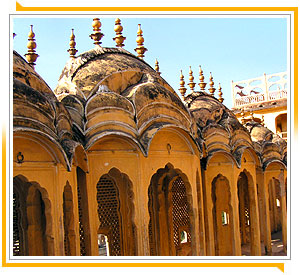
(188, 66), (196, 92)
(24, 25), (39, 68)
(155, 59), (161, 75)
(134, 24), (147, 59)
(113, 18), (126, 48)
(218, 83), (224, 103)
(89, 18), (104, 46)
(208, 72), (216, 96)
(67, 29), (78, 58)
(179, 70), (187, 98)
(198, 65), (207, 91)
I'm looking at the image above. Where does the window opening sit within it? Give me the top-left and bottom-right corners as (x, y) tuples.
(276, 199), (281, 207)
(222, 211), (229, 225)
(180, 230), (188, 243)
(98, 234), (110, 256)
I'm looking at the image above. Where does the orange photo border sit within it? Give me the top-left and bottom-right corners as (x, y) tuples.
(2, 2), (297, 271)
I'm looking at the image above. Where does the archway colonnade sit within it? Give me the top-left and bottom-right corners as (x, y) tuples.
(12, 128), (287, 256)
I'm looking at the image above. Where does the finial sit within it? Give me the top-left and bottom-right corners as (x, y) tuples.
(208, 72), (216, 96)
(218, 83), (224, 103)
(24, 25), (39, 68)
(261, 115), (265, 126)
(155, 59), (161, 75)
(67, 29), (78, 58)
(240, 109), (246, 125)
(89, 18), (104, 46)
(188, 66), (196, 92)
(134, 24), (147, 59)
(179, 70), (187, 98)
(113, 18), (126, 48)
(198, 65), (207, 91)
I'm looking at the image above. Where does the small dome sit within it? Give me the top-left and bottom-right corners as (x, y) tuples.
(245, 120), (273, 143)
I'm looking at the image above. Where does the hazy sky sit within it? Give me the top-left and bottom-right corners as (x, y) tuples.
(12, 16), (287, 107)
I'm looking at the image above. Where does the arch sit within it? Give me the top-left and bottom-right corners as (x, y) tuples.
(206, 150), (238, 169)
(211, 174), (234, 256)
(13, 175), (54, 256)
(142, 124), (200, 157)
(63, 182), (76, 256)
(13, 131), (70, 170)
(85, 131), (145, 156)
(148, 163), (195, 256)
(96, 167), (136, 256)
(275, 113), (287, 140)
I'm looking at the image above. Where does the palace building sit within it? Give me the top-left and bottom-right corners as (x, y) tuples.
(12, 18), (287, 256)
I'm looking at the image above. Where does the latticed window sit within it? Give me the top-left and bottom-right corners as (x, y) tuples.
(171, 177), (191, 248)
(77, 185), (86, 256)
(13, 192), (21, 256)
(97, 176), (122, 256)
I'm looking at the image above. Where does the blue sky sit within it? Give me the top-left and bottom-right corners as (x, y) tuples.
(12, 17), (287, 108)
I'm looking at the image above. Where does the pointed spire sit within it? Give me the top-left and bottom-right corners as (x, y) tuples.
(67, 29), (78, 58)
(208, 72), (216, 96)
(24, 25), (39, 68)
(218, 83), (224, 103)
(134, 24), (147, 59)
(113, 18), (126, 48)
(188, 66), (196, 92)
(89, 18), (104, 46)
(198, 65), (207, 91)
(179, 70), (187, 98)
(155, 59), (161, 75)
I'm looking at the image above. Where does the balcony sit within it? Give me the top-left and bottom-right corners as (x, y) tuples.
(232, 72), (287, 108)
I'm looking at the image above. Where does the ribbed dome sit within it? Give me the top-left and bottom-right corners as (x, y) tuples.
(186, 91), (245, 133)
(13, 51), (55, 100)
(54, 46), (175, 101)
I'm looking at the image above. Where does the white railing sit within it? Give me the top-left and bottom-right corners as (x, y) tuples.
(232, 72), (287, 107)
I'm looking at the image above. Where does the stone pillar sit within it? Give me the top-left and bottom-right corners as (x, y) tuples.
(257, 168), (272, 255)
(279, 171), (287, 253)
(248, 173), (261, 256)
(230, 177), (242, 256)
(238, 181), (247, 244)
(204, 175), (216, 256)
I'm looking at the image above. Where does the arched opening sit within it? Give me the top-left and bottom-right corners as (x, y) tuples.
(63, 182), (76, 256)
(275, 113), (287, 140)
(13, 175), (53, 256)
(211, 174), (233, 256)
(76, 167), (91, 256)
(148, 164), (194, 256)
(96, 168), (136, 256)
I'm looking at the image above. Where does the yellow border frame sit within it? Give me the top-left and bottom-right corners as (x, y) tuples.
(3, 2), (297, 271)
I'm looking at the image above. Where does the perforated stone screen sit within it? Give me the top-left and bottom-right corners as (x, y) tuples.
(97, 176), (122, 256)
